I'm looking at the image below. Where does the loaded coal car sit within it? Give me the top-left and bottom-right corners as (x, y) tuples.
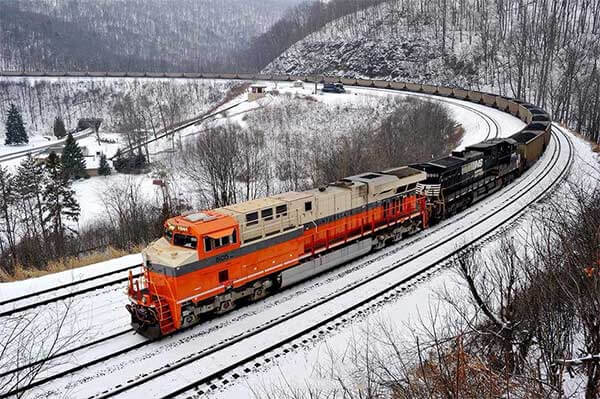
(465, 138), (519, 176)
(525, 121), (551, 147)
(412, 139), (520, 220)
(510, 130), (546, 170)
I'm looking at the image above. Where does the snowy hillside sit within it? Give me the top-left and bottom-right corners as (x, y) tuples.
(264, 0), (600, 148)
(264, 1), (480, 87)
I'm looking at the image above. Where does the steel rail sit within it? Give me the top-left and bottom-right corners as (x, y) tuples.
(0, 271), (141, 318)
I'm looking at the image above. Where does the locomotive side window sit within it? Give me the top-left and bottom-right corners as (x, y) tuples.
(204, 230), (237, 252)
(246, 212), (258, 226)
(173, 234), (197, 249)
(164, 228), (173, 242)
(261, 208), (273, 221)
(305, 201), (312, 212)
(276, 204), (287, 217)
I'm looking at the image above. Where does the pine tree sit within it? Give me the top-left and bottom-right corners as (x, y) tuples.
(43, 152), (80, 250)
(98, 153), (111, 176)
(15, 155), (49, 242)
(53, 117), (67, 139)
(61, 132), (88, 180)
(4, 103), (28, 145)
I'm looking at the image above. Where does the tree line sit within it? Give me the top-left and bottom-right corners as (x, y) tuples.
(0, 78), (231, 137)
(0, 153), (80, 274)
(0, 0), (300, 73)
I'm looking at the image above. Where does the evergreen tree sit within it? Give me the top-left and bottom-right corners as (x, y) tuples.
(4, 103), (28, 145)
(15, 155), (49, 242)
(61, 132), (88, 180)
(43, 152), (80, 250)
(98, 153), (112, 176)
(53, 117), (67, 139)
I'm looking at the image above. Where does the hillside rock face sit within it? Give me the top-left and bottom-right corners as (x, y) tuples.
(264, 2), (480, 87)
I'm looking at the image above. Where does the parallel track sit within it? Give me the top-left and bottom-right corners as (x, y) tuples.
(0, 269), (142, 318)
(0, 264), (138, 307)
(86, 127), (572, 399)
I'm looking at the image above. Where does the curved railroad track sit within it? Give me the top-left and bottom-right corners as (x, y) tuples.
(12, 123), (572, 399)
(94, 127), (575, 399)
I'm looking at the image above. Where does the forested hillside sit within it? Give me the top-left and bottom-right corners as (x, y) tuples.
(265, 0), (600, 143)
(0, 0), (302, 72)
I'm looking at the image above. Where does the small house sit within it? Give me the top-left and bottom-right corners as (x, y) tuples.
(248, 84), (267, 101)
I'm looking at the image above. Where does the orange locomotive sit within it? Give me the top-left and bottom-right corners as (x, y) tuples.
(127, 167), (428, 338)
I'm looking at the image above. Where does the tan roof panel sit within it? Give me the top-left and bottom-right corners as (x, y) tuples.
(222, 197), (285, 214)
(272, 191), (314, 202)
(381, 166), (425, 179)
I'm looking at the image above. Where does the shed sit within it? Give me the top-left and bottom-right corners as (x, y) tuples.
(248, 84), (267, 101)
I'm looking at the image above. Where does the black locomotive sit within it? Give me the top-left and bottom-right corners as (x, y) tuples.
(413, 138), (521, 220)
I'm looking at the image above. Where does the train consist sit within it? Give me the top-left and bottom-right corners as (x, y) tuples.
(126, 77), (552, 338)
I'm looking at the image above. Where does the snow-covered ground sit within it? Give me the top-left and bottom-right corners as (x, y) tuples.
(1, 83), (588, 399)
(0, 85), (564, 397)
(0, 77), (235, 134)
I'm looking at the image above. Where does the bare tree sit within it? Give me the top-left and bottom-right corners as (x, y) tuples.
(181, 123), (241, 208)
(0, 301), (84, 398)
(237, 126), (268, 201)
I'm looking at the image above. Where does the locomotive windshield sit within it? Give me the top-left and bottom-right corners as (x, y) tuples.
(173, 234), (198, 249)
